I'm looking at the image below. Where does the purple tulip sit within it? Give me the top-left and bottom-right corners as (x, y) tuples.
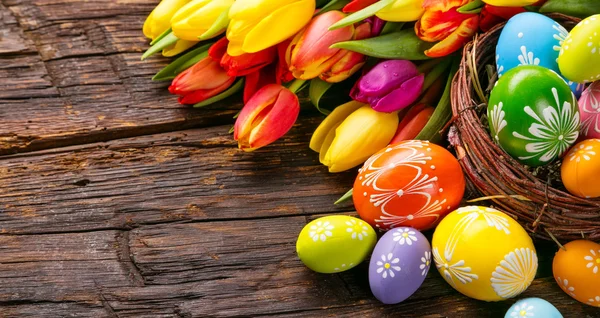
(350, 60), (424, 113)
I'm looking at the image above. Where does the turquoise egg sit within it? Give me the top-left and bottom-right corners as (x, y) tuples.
(496, 12), (584, 96)
(504, 298), (563, 318)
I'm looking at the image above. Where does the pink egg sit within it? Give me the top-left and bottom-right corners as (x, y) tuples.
(579, 82), (600, 139)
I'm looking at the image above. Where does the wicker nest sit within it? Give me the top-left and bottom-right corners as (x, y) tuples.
(449, 14), (600, 241)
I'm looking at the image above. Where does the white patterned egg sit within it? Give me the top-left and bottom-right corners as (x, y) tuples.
(496, 12), (584, 95)
(432, 206), (538, 301)
(504, 298), (563, 318)
(296, 215), (376, 273)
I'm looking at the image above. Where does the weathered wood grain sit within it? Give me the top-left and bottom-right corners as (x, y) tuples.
(0, 0), (243, 155)
(0, 216), (594, 317)
(0, 117), (354, 234)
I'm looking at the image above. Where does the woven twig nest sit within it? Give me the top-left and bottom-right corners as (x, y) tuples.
(449, 14), (600, 241)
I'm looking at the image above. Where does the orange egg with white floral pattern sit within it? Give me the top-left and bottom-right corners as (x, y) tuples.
(553, 240), (600, 307)
(353, 140), (465, 231)
(561, 139), (600, 198)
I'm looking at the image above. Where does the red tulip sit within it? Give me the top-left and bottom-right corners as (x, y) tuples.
(209, 37), (277, 77)
(234, 84), (300, 151)
(342, 0), (378, 13)
(244, 64), (277, 104)
(415, 0), (480, 58)
(480, 5), (526, 32)
(276, 39), (295, 84)
(168, 55), (235, 105)
(389, 103), (434, 144)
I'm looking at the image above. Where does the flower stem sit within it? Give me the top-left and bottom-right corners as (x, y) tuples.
(288, 79), (308, 94)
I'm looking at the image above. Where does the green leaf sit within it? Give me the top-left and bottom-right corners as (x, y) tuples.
(198, 8), (230, 41)
(329, 0), (396, 30)
(331, 30), (434, 60)
(142, 31), (179, 60)
(334, 189), (353, 205)
(194, 78), (244, 108)
(309, 78), (333, 116)
(150, 27), (172, 46)
(228, 126), (235, 134)
(380, 22), (404, 35)
(457, 0), (484, 14)
(415, 57), (460, 143)
(152, 43), (213, 81)
(421, 57), (451, 92)
(539, 0), (600, 18)
(315, 0), (351, 16)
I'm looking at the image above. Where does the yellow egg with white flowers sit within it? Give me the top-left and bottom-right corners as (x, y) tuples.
(432, 206), (538, 302)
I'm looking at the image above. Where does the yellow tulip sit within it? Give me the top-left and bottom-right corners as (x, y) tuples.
(482, 0), (539, 7)
(310, 101), (399, 173)
(143, 0), (190, 40)
(226, 0), (316, 57)
(376, 0), (425, 22)
(171, 0), (234, 41)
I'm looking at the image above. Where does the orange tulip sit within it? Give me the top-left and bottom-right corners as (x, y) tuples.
(415, 0), (480, 58)
(389, 104), (434, 144)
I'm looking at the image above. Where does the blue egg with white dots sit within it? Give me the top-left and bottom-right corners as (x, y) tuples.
(496, 12), (584, 96)
(504, 298), (563, 318)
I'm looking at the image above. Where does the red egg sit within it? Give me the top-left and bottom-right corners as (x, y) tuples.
(353, 140), (465, 231)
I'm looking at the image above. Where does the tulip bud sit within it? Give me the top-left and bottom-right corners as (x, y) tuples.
(226, 0), (316, 56)
(319, 21), (372, 83)
(169, 56), (235, 105)
(209, 37), (277, 77)
(171, 0), (234, 41)
(143, 0), (190, 40)
(350, 60), (424, 113)
(310, 101), (399, 172)
(234, 84), (300, 151)
(416, 0), (480, 57)
(482, 0), (540, 6)
(389, 104), (435, 144)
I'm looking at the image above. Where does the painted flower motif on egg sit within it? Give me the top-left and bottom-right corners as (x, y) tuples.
(504, 298), (563, 318)
(296, 215), (376, 273)
(432, 206), (538, 302)
(488, 65), (580, 167)
(353, 140), (465, 231)
(369, 227), (431, 304)
(579, 82), (600, 139)
(553, 240), (600, 307)
(561, 139), (600, 198)
(558, 14), (600, 83)
(496, 12), (583, 95)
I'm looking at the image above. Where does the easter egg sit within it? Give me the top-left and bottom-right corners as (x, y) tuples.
(504, 298), (563, 318)
(432, 206), (538, 301)
(553, 240), (600, 307)
(353, 140), (465, 231)
(369, 227), (431, 304)
(561, 139), (600, 198)
(488, 65), (580, 167)
(296, 215), (376, 273)
(579, 82), (600, 139)
(496, 12), (583, 95)
(558, 15), (600, 83)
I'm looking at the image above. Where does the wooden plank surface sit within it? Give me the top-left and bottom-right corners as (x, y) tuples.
(0, 0), (599, 317)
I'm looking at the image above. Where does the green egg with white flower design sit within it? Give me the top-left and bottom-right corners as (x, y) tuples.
(487, 65), (580, 167)
(558, 14), (600, 83)
(296, 215), (376, 273)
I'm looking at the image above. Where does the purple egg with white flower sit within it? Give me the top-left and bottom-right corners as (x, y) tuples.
(368, 227), (431, 304)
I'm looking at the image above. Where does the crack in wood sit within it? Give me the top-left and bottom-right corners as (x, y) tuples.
(116, 231), (145, 287)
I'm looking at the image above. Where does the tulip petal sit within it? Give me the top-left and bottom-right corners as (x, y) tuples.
(390, 104), (434, 144)
(371, 73), (424, 112)
(143, 0), (189, 40)
(424, 15), (479, 57)
(223, 46), (277, 77)
(310, 101), (364, 152)
(178, 76), (236, 104)
(343, 0), (378, 13)
(172, 0), (234, 41)
(323, 105), (398, 172)
(422, 0), (470, 12)
(244, 64), (277, 103)
(162, 39), (199, 57)
(208, 36), (229, 62)
(375, 0), (425, 22)
(242, 0), (316, 53)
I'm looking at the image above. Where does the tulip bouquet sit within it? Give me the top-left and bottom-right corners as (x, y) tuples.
(141, 0), (580, 173)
